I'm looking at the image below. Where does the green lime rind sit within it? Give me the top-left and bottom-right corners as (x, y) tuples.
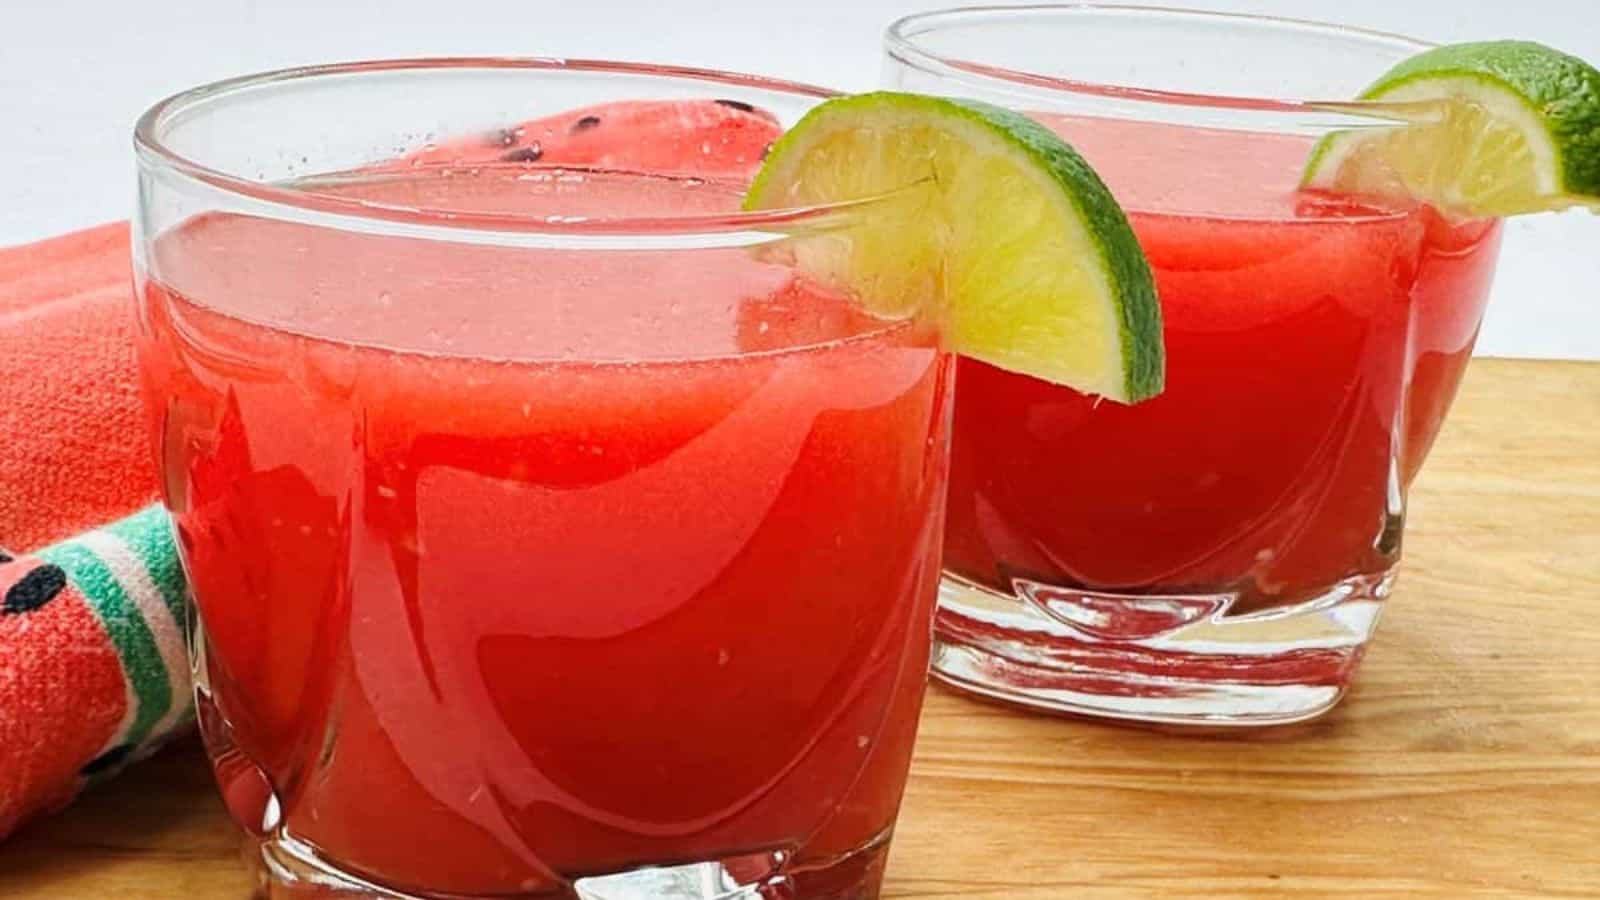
(746, 92), (1163, 403)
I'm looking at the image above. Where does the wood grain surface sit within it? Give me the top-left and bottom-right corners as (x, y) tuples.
(3, 358), (1596, 899)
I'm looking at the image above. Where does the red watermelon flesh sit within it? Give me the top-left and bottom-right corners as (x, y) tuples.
(399, 100), (783, 178)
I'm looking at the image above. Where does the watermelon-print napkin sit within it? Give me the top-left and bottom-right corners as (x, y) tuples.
(0, 223), (189, 840)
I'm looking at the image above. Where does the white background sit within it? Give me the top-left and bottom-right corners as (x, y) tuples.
(3, 0), (1597, 358)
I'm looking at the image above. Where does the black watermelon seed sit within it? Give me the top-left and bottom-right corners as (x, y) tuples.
(81, 744), (133, 776)
(501, 144), (544, 163)
(489, 126), (526, 147)
(0, 550), (12, 564)
(571, 115), (602, 133)
(715, 99), (755, 113)
(3, 563), (67, 614)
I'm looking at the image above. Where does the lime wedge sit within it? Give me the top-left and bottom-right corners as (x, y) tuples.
(744, 92), (1162, 404)
(1303, 40), (1600, 216)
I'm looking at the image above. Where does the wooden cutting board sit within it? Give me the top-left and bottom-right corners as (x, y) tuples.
(3, 357), (1596, 898)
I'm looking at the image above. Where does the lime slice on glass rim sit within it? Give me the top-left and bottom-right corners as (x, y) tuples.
(743, 92), (1163, 404)
(1303, 40), (1600, 216)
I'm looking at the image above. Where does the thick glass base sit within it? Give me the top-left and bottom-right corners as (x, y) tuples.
(932, 569), (1392, 726)
(250, 829), (890, 900)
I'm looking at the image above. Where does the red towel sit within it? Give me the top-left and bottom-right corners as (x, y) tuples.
(1, 223), (158, 550)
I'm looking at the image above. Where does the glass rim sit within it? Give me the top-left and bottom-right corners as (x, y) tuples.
(884, 3), (1436, 116)
(133, 56), (875, 237)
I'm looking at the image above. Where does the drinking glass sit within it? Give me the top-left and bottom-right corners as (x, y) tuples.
(885, 6), (1502, 725)
(134, 59), (952, 899)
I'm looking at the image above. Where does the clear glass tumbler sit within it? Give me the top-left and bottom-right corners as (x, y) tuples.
(885, 6), (1503, 725)
(133, 59), (952, 898)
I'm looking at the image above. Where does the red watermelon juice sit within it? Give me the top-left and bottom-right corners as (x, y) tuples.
(137, 165), (951, 896)
(940, 116), (1500, 692)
